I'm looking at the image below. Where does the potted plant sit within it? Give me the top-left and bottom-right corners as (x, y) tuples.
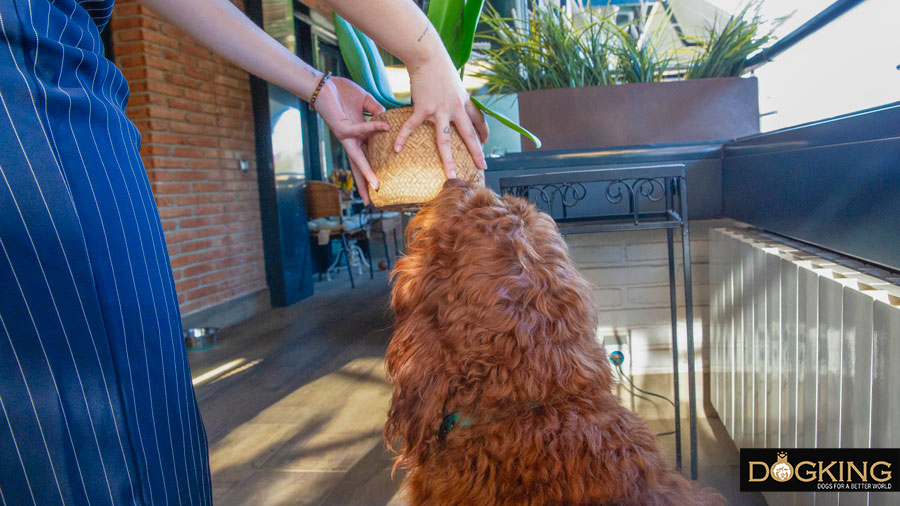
(475, 1), (774, 152)
(332, 1), (540, 209)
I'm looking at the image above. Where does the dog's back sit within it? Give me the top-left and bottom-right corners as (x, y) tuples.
(385, 180), (724, 505)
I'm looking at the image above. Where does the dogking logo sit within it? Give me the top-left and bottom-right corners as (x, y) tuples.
(770, 452), (792, 482)
(741, 448), (900, 492)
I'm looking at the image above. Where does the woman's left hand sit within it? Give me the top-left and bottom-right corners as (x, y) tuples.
(313, 76), (390, 204)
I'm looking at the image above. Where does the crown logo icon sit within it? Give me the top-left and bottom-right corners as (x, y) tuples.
(771, 452), (793, 482)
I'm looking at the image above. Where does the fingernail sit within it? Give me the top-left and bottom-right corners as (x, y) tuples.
(394, 145), (401, 153)
(371, 180), (379, 190)
(449, 170), (457, 179)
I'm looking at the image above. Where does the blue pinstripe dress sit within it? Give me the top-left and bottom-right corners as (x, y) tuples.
(0, 1), (211, 504)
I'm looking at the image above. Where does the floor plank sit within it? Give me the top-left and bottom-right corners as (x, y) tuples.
(189, 271), (764, 505)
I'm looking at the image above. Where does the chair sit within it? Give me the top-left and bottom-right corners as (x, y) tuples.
(369, 210), (402, 270)
(305, 181), (373, 288)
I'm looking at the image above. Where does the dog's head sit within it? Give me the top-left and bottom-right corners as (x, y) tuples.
(385, 180), (611, 467)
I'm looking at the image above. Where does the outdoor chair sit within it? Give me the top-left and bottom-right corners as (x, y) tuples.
(305, 180), (373, 288)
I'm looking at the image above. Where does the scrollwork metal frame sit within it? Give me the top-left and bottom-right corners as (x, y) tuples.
(506, 176), (681, 226)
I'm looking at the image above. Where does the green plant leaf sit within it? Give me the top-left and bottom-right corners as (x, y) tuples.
(470, 96), (541, 149)
(449, 0), (486, 69)
(427, 0), (464, 48)
(352, 26), (397, 102)
(333, 13), (403, 109)
(427, 0), (485, 69)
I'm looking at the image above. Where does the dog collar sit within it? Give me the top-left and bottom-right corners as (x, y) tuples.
(439, 401), (545, 440)
(439, 412), (471, 440)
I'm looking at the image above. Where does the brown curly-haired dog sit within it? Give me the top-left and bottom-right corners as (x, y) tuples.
(385, 180), (725, 506)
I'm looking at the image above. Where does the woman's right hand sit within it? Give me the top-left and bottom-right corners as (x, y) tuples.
(313, 76), (391, 205)
(395, 53), (489, 179)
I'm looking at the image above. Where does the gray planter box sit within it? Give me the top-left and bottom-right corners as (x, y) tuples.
(516, 77), (760, 151)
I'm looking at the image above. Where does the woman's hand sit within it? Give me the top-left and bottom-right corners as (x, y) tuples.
(396, 54), (489, 179)
(313, 76), (391, 205)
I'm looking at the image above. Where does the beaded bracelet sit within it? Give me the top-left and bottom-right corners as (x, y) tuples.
(309, 71), (332, 110)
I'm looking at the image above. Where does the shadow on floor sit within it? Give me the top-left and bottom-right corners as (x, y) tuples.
(189, 271), (765, 505)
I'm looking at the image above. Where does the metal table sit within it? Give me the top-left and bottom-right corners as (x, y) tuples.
(499, 163), (699, 480)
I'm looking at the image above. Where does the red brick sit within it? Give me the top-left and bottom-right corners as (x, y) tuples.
(185, 136), (219, 148)
(151, 182), (192, 195)
(193, 204), (225, 216)
(180, 239), (213, 253)
(165, 74), (200, 89)
(119, 0), (264, 316)
(158, 206), (193, 219)
(175, 277), (202, 293)
(172, 147), (204, 158)
(140, 144), (170, 156)
(179, 43), (212, 60)
(127, 93), (167, 107)
(182, 88), (216, 104)
(192, 182), (222, 193)
(154, 196), (175, 207)
(183, 284), (220, 302)
(178, 216), (212, 229)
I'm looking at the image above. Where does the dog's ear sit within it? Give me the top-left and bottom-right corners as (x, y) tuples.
(384, 320), (453, 471)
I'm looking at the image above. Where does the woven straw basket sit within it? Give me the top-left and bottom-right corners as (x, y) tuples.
(366, 107), (484, 210)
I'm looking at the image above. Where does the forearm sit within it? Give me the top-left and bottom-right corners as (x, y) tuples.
(138, 0), (322, 101)
(324, 0), (450, 73)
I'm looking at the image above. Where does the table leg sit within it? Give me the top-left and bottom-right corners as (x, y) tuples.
(341, 233), (355, 289)
(382, 230), (391, 270)
(667, 228), (683, 471)
(679, 177), (698, 481)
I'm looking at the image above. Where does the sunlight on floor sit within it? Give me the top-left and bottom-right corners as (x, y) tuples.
(206, 357), (393, 505)
(193, 358), (248, 386)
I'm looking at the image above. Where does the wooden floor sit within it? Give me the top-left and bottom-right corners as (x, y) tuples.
(188, 271), (765, 506)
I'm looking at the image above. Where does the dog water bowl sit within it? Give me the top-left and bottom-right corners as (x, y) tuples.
(184, 327), (219, 350)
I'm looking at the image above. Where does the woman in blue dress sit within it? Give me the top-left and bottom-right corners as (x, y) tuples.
(0, 0), (488, 503)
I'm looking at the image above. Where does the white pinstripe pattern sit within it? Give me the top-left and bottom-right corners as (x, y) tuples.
(71, 0), (210, 500)
(0, 373), (39, 506)
(78, 38), (174, 506)
(55, 4), (160, 501)
(22, 4), (140, 503)
(108, 17), (210, 502)
(123, 120), (211, 506)
(105, 76), (198, 506)
(0, 238), (70, 506)
(90, 44), (186, 506)
(0, 0), (210, 503)
(0, 7), (126, 504)
(121, 120), (210, 506)
(0, 98), (99, 506)
(42, 1), (141, 500)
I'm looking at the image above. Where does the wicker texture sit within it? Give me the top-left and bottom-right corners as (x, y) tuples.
(305, 180), (342, 219)
(366, 107), (484, 210)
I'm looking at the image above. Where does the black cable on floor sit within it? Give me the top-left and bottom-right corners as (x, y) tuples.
(609, 353), (678, 438)
(614, 363), (676, 408)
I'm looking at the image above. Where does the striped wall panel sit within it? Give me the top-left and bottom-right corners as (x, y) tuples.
(710, 228), (900, 506)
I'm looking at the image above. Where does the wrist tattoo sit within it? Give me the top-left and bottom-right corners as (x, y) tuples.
(417, 24), (429, 42)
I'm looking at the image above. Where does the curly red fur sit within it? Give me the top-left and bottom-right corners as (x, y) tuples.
(385, 180), (725, 506)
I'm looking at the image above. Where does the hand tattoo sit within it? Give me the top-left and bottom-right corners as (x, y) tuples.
(443, 126), (451, 134)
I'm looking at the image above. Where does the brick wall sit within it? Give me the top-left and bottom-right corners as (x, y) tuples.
(111, 0), (268, 316)
(111, 0), (266, 314)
